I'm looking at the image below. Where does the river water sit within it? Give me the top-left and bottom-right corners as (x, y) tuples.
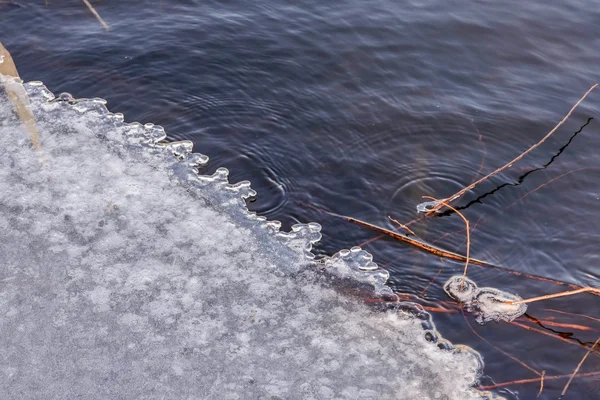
(1, 1), (600, 398)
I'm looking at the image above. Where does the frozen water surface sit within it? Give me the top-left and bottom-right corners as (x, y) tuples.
(0, 74), (498, 399)
(444, 276), (527, 324)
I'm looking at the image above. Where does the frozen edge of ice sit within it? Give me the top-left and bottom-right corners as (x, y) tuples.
(5, 76), (503, 399)
(22, 79), (402, 300)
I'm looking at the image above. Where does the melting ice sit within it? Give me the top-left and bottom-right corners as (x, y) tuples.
(444, 276), (527, 324)
(0, 74), (500, 399)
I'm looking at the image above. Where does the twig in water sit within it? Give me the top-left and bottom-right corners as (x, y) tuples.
(560, 336), (600, 399)
(82, 0), (109, 31)
(509, 320), (600, 355)
(387, 215), (421, 239)
(510, 287), (600, 306)
(297, 201), (583, 289)
(505, 167), (591, 211)
(478, 370), (600, 390)
(536, 370), (545, 398)
(544, 308), (600, 324)
(423, 196), (470, 289)
(425, 84), (598, 214)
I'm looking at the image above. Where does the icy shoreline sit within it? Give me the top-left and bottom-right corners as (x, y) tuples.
(0, 76), (498, 399)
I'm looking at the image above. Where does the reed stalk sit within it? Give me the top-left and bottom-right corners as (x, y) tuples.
(82, 0), (109, 31)
(510, 287), (600, 306)
(560, 336), (600, 398)
(425, 84), (598, 214)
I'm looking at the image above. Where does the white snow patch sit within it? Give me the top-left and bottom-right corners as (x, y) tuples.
(0, 75), (500, 399)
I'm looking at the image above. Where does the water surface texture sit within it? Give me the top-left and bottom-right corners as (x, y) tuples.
(2, 1), (600, 399)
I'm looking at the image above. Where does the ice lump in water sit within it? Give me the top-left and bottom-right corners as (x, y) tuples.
(444, 276), (527, 324)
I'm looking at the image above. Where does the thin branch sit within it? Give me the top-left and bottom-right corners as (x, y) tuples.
(82, 0), (109, 31)
(509, 320), (600, 356)
(510, 287), (600, 305)
(505, 168), (590, 211)
(297, 201), (583, 289)
(544, 308), (600, 325)
(561, 336), (600, 398)
(423, 196), (470, 289)
(478, 370), (600, 390)
(536, 370), (545, 398)
(388, 215), (421, 239)
(426, 83), (598, 214)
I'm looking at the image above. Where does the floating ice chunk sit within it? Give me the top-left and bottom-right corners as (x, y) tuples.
(416, 199), (442, 213)
(468, 288), (527, 324)
(0, 75), (499, 399)
(444, 275), (479, 303)
(444, 276), (527, 324)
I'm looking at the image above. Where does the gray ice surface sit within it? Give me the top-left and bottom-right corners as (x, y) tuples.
(0, 75), (499, 400)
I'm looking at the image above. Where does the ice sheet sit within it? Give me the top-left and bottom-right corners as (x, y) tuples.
(0, 75), (499, 399)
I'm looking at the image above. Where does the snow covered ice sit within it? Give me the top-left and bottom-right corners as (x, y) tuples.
(0, 73), (500, 399)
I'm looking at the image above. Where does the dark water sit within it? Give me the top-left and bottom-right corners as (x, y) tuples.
(2, 1), (600, 398)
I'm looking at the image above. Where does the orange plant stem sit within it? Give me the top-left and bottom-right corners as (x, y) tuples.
(478, 370), (600, 390)
(561, 336), (600, 398)
(426, 83), (598, 214)
(511, 287), (600, 305)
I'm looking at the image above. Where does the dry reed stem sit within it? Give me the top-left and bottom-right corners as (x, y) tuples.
(298, 201), (583, 289)
(0, 42), (41, 152)
(426, 83), (598, 215)
(428, 167), (589, 251)
(357, 214), (427, 247)
(506, 168), (590, 211)
(536, 370), (545, 398)
(405, 294), (597, 331)
(82, 0), (109, 31)
(479, 370), (600, 390)
(423, 196), (470, 289)
(532, 320), (599, 332)
(561, 336), (600, 398)
(510, 287), (600, 306)
(509, 320), (600, 356)
(388, 215), (421, 239)
(544, 308), (600, 324)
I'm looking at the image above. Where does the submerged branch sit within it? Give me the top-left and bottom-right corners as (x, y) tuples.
(478, 370), (600, 390)
(425, 84), (598, 214)
(561, 336), (600, 399)
(299, 201), (583, 290)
